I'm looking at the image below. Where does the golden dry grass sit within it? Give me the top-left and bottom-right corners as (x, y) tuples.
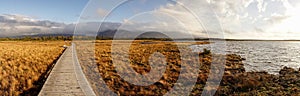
(75, 40), (300, 95)
(0, 41), (66, 95)
(73, 40), (252, 96)
(91, 40), (207, 95)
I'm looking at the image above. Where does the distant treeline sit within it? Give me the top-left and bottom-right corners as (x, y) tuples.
(0, 35), (210, 41)
(59, 36), (174, 41)
(0, 36), (172, 41)
(0, 36), (73, 41)
(96, 36), (173, 41)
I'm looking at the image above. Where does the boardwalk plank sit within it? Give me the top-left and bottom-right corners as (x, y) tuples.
(38, 45), (96, 96)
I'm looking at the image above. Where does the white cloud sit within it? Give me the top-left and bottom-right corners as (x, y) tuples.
(244, 0), (255, 7)
(203, 0), (300, 39)
(264, 13), (290, 24)
(0, 14), (67, 37)
(117, 1), (209, 38)
(257, 0), (268, 12)
(266, 4), (300, 37)
(2, 0), (300, 39)
(115, 0), (262, 39)
(97, 8), (109, 17)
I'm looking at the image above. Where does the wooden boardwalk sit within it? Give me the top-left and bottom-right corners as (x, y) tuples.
(38, 44), (96, 96)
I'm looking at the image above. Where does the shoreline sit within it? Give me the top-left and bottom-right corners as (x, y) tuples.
(75, 40), (300, 95)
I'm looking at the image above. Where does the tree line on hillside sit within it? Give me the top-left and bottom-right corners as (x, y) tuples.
(0, 36), (73, 41)
(0, 36), (174, 41)
(0, 35), (208, 41)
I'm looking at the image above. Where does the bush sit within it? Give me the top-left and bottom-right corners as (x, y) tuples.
(200, 48), (211, 56)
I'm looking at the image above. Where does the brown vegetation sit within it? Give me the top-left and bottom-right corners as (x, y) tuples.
(76, 40), (300, 95)
(76, 40), (241, 95)
(0, 41), (65, 95)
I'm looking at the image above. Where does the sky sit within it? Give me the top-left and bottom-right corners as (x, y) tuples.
(0, 0), (89, 23)
(0, 0), (300, 39)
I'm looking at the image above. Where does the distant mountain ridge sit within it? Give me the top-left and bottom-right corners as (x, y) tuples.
(97, 30), (171, 39)
(7, 22), (205, 39)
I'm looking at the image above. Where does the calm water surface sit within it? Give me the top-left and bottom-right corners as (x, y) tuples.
(190, 41), (300, 74)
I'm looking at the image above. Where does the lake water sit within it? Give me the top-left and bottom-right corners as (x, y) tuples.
(190, 41), (300, 75)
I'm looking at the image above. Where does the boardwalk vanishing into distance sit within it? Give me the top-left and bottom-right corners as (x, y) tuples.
(38, 44), (96, 96)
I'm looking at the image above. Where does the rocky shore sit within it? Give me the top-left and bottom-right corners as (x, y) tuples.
(76, 40), (300, 95)
(212, 54), (300, 95)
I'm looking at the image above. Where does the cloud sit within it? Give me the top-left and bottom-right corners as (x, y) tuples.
(97, 8), (109, 17)
(257, 0), (268, 12)
(2, 0), (300, 39)
(110, 0), (275, 39)
(0, 14), (123, 37)
(0, 14), (67, 37)
(204, 0), (300, 39)
(244, 0), (255, 7)
(116, 0), (247, 38)
(255, 27), (264, 32)
(264, 13), (290, 24)
(208, 0), (255, 16)
(115, 1), (210, 38)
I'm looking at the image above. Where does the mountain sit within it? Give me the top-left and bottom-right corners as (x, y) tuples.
(96, 30), (184, 39)
(3, 21), (204, 40)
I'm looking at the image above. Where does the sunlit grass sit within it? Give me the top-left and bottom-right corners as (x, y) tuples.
(91, 40), (209, 95)
(0, 41), (65, 95)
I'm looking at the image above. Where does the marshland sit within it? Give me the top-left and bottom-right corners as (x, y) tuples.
(74, 40), (300, 95)
(1, 39), (300, 95)
(0, 41), (66, 95)
(2, 0), (300, 95)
